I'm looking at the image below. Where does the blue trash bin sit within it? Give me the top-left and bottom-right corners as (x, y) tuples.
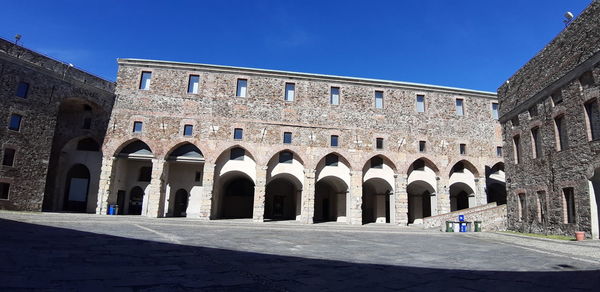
(108, 205), (115, 215)
(460, 223), (467, 232)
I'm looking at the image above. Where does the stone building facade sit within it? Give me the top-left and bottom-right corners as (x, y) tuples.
(498, 0), (600, 238)
(96, 58), (504, 225)
(0, 38), (115, 212)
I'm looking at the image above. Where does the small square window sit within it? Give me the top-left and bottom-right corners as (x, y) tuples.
(16, 82), (29, 98)
(416, 95), (425, 113)
(330, 135), (339, 147)
(325, 154), (338, 166)
(230, 148), (245, 160)
(283, 132), (292, 144)
(460, 144), (467, 155)
(233, 128), (243, 140)
(83, 117), (92, 129)
(285, 83), (295, 101)
(8, 114), (22, 131)
(133, 121), (143, 133)
(139, 71), (152, 90)
(376, 138), (384, 150)
(279, 151), (293, 164)
(496, 146), (503, 157)
(375, 91), (384, 109)
(456, 99), (464, 116)
(195, 171), (202, 182)
(188, 75), (200, 94)
(183, 124), (193, 136)
(419, 141), (426, 153)
(330, 87), (340, 105)
(0, 182), (10, 200)
(492, 103), (499, 119)
(2, 148), (16, 167)
(236, 79), (247, 97)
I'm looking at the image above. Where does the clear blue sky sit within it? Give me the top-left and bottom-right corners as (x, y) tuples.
(0, 0), (593, 92)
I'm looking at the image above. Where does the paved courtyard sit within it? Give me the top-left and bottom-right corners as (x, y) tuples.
(1, 211), (599, 291)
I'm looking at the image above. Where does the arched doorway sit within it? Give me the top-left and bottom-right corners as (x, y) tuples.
(315, 176), (348, 222)
(362, 178), (392, 224)
(449, 160), (478, 212)
(212, 146), (257, 219)
(450, 183), (473, 211)
(63, 164), (90, 212)
(173, 189), (189, 217)
(406, 158), (439, 224)
(265, 176), (300, 220)
(486, 163), (507, 205)
(220, 174), (255, 219)
(129, 186), (145, 215)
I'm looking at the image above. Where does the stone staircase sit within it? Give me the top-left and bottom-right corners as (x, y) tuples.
(421, 203), (508, 231)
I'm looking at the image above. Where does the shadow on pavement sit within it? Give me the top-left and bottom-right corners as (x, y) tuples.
(0, 218), (598, 291)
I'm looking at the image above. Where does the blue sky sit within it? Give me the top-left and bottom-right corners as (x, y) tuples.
(0, 0), (593, 92)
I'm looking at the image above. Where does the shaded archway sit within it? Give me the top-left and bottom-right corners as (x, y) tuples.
(315, 176), (348, 222)
(449, 160), (478, 211)
(406, 158), (439, 224)
(362, 178), (392, 224)
(173, 189), (189, 217)
(111, 140), (154, 216)
(450, 182), (474, 212)
(265, 175), (301, 221)
(63, 164), (91, 212)
(486, 162), (506, 205)
(165, 143), (205, 217)
(219, 172), (255, 219)
(128, 186), (145, 215)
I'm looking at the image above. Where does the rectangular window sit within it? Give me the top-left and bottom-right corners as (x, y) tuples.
(528, 105), (538, 119)
(233, 128), (243, 140)
(330, 135), (339, 147)
(579, 71), (595, 89)
(492, 103), (499, 119)
(2, 148), (15, 167)
(236, 79), (247, 97)
(188, 75), (200, 94)
(230, 148), (245, 160)
(279, 151), (293, 164)
(376, 138), (384, 150)
(330, 87), (340, 105)
(419, 141), (426, 153)
(513, 135), (521, 164)
(460, 144), (467, 155)
(283, 132), (292, 144)
(8, 114), (22, 131)
(531, 127), (542, 158)
(511, 117), (520, 127)
(551, 90), (562, 106)
(416, 95), (425, 113)
(375, 91), (384, 109)
(518, 193), (527, 221)
(325, 154), (338, 166)
(194, 171), (202, 182)
(0, 182), (9, 200)
(183, 124), (193, 136)
(285, 83), (295, 101)
(83, 117), (92, 129)
(16, 82), (29, 98)
(139, 71), (152, 90)
(455, 99), (464, 116)
(585, 100), (600, 141)
(563, 188), (575, 224)
(496, 146), (503, 157)
(554, 116), (568, 151)
(537, 191), (546, 223)
(371, 156), (383, 169)
(133, 121), (143, 133)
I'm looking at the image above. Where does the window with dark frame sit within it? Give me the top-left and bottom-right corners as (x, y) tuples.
(518, 193), (527, 221)
(233, 128), (243, 140)
(279, 151), (293, 164)
(16, 82), (29, 98)
(585, 99), (600, 141)
(416, 95), (425, 113)
(455, 98), (464, 116)
(236, 79), (247, 97)
(8, 114), (22, 131)
(513, 135), (521, 164)
(0, 182), (9, 200)
(555, 115), (568, 151)
(496, 146), (503, 157)
(285, 83), (295, 101)
(183, 124), (193, 137)
(2, 148), (16, 167)
(419, 141), (426, 153)
(230, 147), (245, 160)
(563, 188), (575, 224)
(531, 127), (542, 158)
(375, 91), (384, 109)
(133, 121), (143, 133)
(492, 103), (499, 119)
(376, 138), (384, 150)
(283, 132), (292, 144)
(139, 71), (152, 90)
(330, 135), (339, 147)
(330, 87), (340, 105)
(459, 144), (467, 155)
(188, 75), (200, 94)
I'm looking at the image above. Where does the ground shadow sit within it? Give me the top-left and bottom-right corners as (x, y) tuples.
(0, 218), (598, 291)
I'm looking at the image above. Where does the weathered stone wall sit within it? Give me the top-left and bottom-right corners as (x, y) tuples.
(423, 203), (507, 232)
(498, 1), (600, 238)
(0, 37), (115, 211)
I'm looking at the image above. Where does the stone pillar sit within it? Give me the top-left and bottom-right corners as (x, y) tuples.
(349, 170), (363, 225)
(146, 158), (168, 218)
(252, 166), (268, 222)
(437, 177), (451, 214)
(96, 156), (116, 215)
(186, 162), (214, 220)
(475, 177), (487, 206)
(394, 173), (408, 225)
(301, 168), (316, 224)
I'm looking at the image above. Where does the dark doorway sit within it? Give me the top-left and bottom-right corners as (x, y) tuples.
(221, 176), (254, 219)
(116, 190), (126, 215)
(264, 177), (298, 220)
(453, 191), (469, 211)
(129, 186), (144, 215)
(63, 164), (90, 212)
(322, 198), (330, 220)
(487, 183), (507, 205)
(173, 189), (188, 217)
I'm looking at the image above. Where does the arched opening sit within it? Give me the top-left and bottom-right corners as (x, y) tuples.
(315, 176), (348, 222)
(588, 168), (600, 239)
(406, 158), (439, 224)
(450, 182), (474, 212)
(173, 189), (189, 217)
(362, 178), (392, 224)
(128, 186), (145, 215)
(219, 173), (255, 219)
(165, 143), (204, 218)
(486, 163), (507, 205)
(63, 164), (91, 212)
(265, 175), (301, 220)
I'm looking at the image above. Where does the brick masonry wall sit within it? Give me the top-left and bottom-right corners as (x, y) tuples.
(423, 203), (507, 232)
(497, 1), (600, 238)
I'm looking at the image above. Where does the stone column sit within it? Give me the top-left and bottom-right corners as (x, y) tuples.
(437, 177), (451, 214)
(146, 158), (168, 218)
(186, 162), (214, 220)
(252, 166), (268, 222)
(301, 168), (316, 224)
(475, 177), (487, 206)
(96, 156), (116, 215)
(395, 173), (409, 225)
(349, 170), (363, 225)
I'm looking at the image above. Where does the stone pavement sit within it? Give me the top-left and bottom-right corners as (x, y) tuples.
(0, 211), (599, 291)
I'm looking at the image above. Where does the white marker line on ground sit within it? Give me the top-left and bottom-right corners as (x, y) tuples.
(133, 223), (183, 244)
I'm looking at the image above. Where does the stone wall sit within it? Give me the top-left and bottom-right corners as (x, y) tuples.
(423, 203), (507, 232)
